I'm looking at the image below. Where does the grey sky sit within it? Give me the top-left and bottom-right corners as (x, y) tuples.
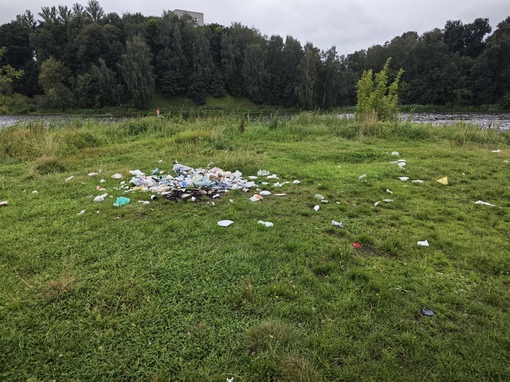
(1, 0), (509, 56)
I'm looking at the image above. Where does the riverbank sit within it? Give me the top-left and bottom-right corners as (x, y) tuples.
(1, 114), (509, 380)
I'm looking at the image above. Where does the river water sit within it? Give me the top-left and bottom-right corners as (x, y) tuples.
(0, 112), (509, 130)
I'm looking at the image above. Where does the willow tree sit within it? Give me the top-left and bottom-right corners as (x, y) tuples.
(119, 35), (155, 109)
(355, 57), (404, 122)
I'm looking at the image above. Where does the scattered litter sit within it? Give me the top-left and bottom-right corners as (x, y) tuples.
(150, 168), (159, 175)
(417, 240), (429, 247)
(374, 201), (380, 206)
(315, 194), (324, 200)
(248, 176), (258, 180)
(399, 177), (409, 181)
(258, 220), (274, 227)
(94, 193), (108, 202)
(0, 201), (8, 207)
(391, 151), (399, 156)
(128, 169), (144, 177)
(257, 170), (270, 176)
(314, 205), (320, 211)
(331, 220), (344, 227)
(32, 190), (38, 194)
(421, 308), (435, 317)
(65, 175), (74, 182)
(88, 172), (99, 177)
(275, 193), (286, 196)
(218, 220), (234, 227)
(491, 149), (501, 153)
(250, 194), (262, 202)
(99, 179), (106, 183)
(352, 242), (361, 249)
(293, 180), (301, 184)
(227, 378), (234, 382)
(114, 196), (131, 207)
(267, 174), (279, 179)
(436, 177), (448, 185)
(96, 186), (106, 191)
(412, 180), (424, 183)
(398, 162), (406, 168)
(504, 160), (509, 163)
(112, 173), (123, 179)
(138, 200), (150, 205)
(260, 191), (272, 196)
(382, 199), (393, 203)
(173, 162), (193, 174)
(78, 210), (85, 215)
(320, 199), (329, 203)
(358, 174), (367, 180)
(475, 200), (495, 207)
(386, 189), (393, 194)
(150, 195), (158, 201)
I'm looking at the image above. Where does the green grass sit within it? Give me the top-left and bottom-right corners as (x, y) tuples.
(1, 114), (509, 381)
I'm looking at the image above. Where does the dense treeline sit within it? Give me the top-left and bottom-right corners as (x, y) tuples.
(0, 0), (509, 111)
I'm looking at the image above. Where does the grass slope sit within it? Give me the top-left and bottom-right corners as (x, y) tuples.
(1, 114), (509, 381)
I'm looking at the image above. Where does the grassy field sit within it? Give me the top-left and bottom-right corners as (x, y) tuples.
(1, 114), (509, 381)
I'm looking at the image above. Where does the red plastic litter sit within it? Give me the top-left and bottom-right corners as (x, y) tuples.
(352, 242), (361, 248)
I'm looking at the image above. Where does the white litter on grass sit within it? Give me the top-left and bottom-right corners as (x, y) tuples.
(100, 179), (106, 183)
(504, 160), (509, 163)
(475, 200), (496, 207)
(315, 194), (324, 200)
(0, 201), (8, 207)
(250, 194), (262, 202)
(359, 174), (367, 180)
(492, 149), (501, 153)
(293, 180), (301, 184)
(320, 199), (329, 203)
(331, 220), (344, 227)
(94, 193), (108, 202)
(218, 220), (234, 227)
(399, 177), (409, 181)
(374, 201), (380, 206)
(32, 190), (38, 194)
(386, 189), (393, 194)
(267, 174), (279, 179)
(412, 180), (424, 183)
(248, 176), (258, 180)
(314, 205), (320, 211)
(129, 169), (145, 177)
(112, 173), (123, 179)
(275, 193), (286, 196)
(257, 170), (270, 176)
(417, 240), (429, 247)
(78, 210), (85, 215)
(138, 200), (150, 205)
(88, 172), (99, 177)
(382, 199), (393, 203)
(65, 175), (74, 182)
(258, 220), (274, 227)
(398, 162), (406, 168)
(392, 151), (399, 156)
(260, 191), (272, 196)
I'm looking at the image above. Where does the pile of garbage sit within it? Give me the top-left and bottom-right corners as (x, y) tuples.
(127, 161), (262, 200)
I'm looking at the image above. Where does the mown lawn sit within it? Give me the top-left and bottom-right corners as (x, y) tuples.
(1, 114), (509, 381)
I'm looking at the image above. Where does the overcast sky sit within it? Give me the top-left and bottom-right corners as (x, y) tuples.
(1, 0), (509, 56)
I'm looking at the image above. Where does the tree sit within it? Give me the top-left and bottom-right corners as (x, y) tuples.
(38, 56), (72, 109)
(356, 57), (404, 121)
(242, 43), (267, 103)
(0, 47), (24, 113)
(119, 35), (155, 108)
(295, 42), (320, 109)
